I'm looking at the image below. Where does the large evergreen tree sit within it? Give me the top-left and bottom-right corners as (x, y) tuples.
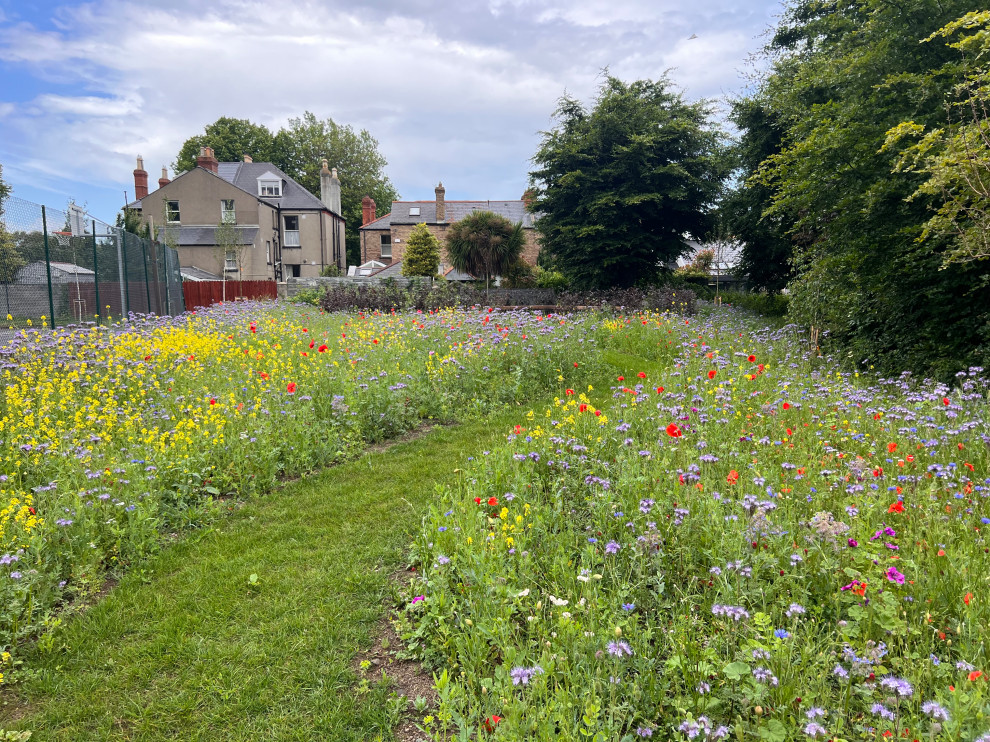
(529, 75), (727, 289)
(401, 223), (441, 278)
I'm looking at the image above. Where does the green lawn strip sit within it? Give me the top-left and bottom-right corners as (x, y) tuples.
(0, 408), (534, 742)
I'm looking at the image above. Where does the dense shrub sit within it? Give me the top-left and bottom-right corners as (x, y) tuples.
(719, 290), (790, 317)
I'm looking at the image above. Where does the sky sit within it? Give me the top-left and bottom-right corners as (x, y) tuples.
(0, 0), (783, 224)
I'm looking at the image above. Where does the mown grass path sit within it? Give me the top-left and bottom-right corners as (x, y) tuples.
(0, 406), (540, 742)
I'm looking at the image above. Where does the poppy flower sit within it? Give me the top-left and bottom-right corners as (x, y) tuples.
(487, 497), (499, 507)
(579, 403), (588, 413)
(727, 470), (739, 485)
(748, 355), (756, 362)
(666, 423), (682, 438)
(474, 497), (482, 504)
(943, 397), (950, 406)
(482, 715), (503, 732)
(617, 376), (625, 381)
(209, 398), (217, 406)
(782, 402), (791, 410)
(637, 372), (646, 378)
(594, 410), (601, 417)
(938, 549), (946, 556)
(565, 388), (574, 395)
(656, 387), (664, 394)
(888, 501), (904, 513)
(969, 671), (983, 681)
(887, 442), (897, 453)
(964, 592), (973, 606)
(260, 372), (269, 380)
(318, 344), (328, 353)
(574, 362), (579, 367)
(707, 369), (716, 379)
(287, 382), (297, 394)
(28, 507), (36, 516)
(309, 341), (315, 349)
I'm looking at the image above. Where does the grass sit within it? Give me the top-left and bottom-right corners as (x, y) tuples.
(0, 405), (545, 741)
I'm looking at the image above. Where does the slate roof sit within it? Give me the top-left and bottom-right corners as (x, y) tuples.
(361, 200), (537, 230)
(181, 266), (223, 281)
(157, 225), (258, 246)
(215, 162), (331, 212)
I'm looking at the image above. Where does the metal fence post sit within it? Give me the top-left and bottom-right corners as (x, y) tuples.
(141, 238), (152, 313)
(40, 205), (57, 329)
(91, 220), (102, 326)
(121, 231), (131, 315)
(161, 241), (170, 315)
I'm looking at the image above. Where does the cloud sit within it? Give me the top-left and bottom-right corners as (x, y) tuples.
(0, 0), (780, 218)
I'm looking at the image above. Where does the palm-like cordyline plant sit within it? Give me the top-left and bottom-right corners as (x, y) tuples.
(445, 211), (525, 300)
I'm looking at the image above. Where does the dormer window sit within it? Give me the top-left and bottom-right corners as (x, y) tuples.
(257, 171), (282, 197)
(409, 206), (420, 216)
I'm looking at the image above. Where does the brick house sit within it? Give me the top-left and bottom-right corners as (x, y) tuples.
(358, 183), (539, 272)
(128, 148), (345, 281)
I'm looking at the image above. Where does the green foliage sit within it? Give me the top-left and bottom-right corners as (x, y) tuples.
(115, 207), (149, 239)
(501, 258), (535, 288)
(319, 264), (343, 277)
(175, 113), (399, 268)
(445, 211), (525, 293)
(174, 117), (276, 172)
(534, 266), (569, 290)
(676, 248), (714, 279)
(718, 290), (790, 317)
(884, 11), (990, 265)
(401, 223), (441, 277)
(719, 98), (793, 293)
(529, 75), (728, 289)
(0, 163), (10, 204)
(0, 166), (23, 284)
(752, 0), (990, 377)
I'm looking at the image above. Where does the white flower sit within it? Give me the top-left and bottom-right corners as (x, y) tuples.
(561, 612), (572, 619)
(577, 575), (590, 583)
(549, 595), (569, 606)
(517, 588), (530, 597)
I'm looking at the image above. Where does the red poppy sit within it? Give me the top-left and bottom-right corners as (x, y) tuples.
(579, 403), (588, 413)
(318, 344), (328, 353)
(28, 507), (36, 516)
(287, 382), (297, 394)
(727, 470), (739, 485)
(938, 549), (946, 556)
(617, 376), (625, 381)
(964, 592), (973, 606)
(474, 497), (482, 504)
(786, 428), (793, 436)
(565, 389), (575, 395)
(969, 671), (983, 681)
(574, 362), (579, 367)
(782, 402), (791, 410)
(309, 341), (315, 349)
(666, 423), (682, 438)
(707, 369), (716, 379)
(887, 442), (897, 453)
(888, 501), (904, 513)
(487, 497), (498, 507)
(656, 387), (664, 394)
(514, 425), (525, 434)
(594, 410), (601, 416)
(748, 355), (756, 362)
(260, 372), (269, 380)
(964, 462), (974, 471)
(482, 715), (503, 732)
(637, 372), (647, 378)
(209, 398), (217, 406)
(943, 397), (950, 406)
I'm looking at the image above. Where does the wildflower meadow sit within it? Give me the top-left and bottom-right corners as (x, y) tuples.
(401, 310), (990, 740)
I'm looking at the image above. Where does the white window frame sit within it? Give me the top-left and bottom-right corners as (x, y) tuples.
(380, 233), (392, 258)
(221, 199), (236, 223)
(259, 180), (281, 197)
(409, 206), (420, 216)
(224, 249), (238, 272)
(283, 215), (300, 247)
(165, 200), (180, 223)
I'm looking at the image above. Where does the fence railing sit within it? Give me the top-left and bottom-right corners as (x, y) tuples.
(0, 195), (184, 329)
(183, 280), (277, 309)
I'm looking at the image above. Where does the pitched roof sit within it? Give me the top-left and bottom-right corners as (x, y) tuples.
(157, 225), (258, 246)
(371, 260), (404, 278)
(216, 162), (331, 212)
(360, 200), (537, 230)
(181, 266), (223, 281)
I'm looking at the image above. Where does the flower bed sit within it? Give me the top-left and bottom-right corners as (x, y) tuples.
(404, 309), (990, 740)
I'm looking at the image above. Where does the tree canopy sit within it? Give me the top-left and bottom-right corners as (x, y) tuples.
(734, 0), (990, 377)
(445, 211), (525, 295)
(529, 75), (728, 289)
(401, 223), (441, 278)
(175, 113), (398, 266)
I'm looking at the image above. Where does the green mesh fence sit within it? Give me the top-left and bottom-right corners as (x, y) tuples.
(0, 195), (184, 329)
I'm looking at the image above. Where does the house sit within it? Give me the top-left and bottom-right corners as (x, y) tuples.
(15, 261), (95, 284)
(358, 183), (540, 269)
(127, 149), (345, 281)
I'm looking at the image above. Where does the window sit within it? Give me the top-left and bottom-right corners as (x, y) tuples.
(266, 240), (271, 264)
(260, 180), (281, 197)
(287, 264), (301, 278)
(165, 200), (180, 223)
(380, 233), (392, 258)
(409, 206), (420, 216)
(284, 215), (300, 247)
(225, 249), (238, 272)
(221, 199), (236, 223)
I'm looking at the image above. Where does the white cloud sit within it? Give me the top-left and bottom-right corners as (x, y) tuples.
(0, 0), (778, 215)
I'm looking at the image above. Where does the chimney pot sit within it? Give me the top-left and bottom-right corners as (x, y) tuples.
(243, 154), (253, 163)
(196, 146), (219, 174)
(158, 166), (170, 190)
(133, 155), (149, 200)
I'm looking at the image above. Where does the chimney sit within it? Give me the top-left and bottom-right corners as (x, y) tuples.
(133, 156), (148, 200)
(362, 195), (376, 226)
(158, 166), (171, 190)
(522, 187), (535, 210)
(243, 154), (253, 163)
(435, 181), (445, 222)
(196, 146), (219, 174)
(320, 160), (342, 215)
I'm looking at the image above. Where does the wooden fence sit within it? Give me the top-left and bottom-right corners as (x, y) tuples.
(182, 280), (278, 309)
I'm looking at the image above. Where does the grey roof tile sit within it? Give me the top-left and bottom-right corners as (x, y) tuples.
(363, 199), (537, 229)
(215, 162), (329, 212)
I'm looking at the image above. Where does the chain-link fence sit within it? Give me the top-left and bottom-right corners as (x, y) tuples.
(0, 195), (184, 329)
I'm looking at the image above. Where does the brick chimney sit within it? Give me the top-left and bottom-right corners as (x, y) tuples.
(435, 181), (445, 222)
(158, 166), (170, 190)
(196, 146), (219, 173)
(133, 156), (148, 200)
(320, 159), (342, 215)
(522, 187), (535, 210)
(362, 195), (376, 226)
(243, 154), (253, 163)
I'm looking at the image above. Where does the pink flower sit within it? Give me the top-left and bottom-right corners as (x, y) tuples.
(411, 595), (425, 605)
(885, 567), (905, 585)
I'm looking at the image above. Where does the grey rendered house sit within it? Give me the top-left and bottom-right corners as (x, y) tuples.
(129, 148), (345, 281)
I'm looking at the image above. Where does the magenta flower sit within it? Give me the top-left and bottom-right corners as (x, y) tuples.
(411, 595), (425, 604)
(848, 538), (858, 547)
(885, 567), (905, 585)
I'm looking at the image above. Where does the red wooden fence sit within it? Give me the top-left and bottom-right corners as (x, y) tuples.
(182, 280), (278, 309)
